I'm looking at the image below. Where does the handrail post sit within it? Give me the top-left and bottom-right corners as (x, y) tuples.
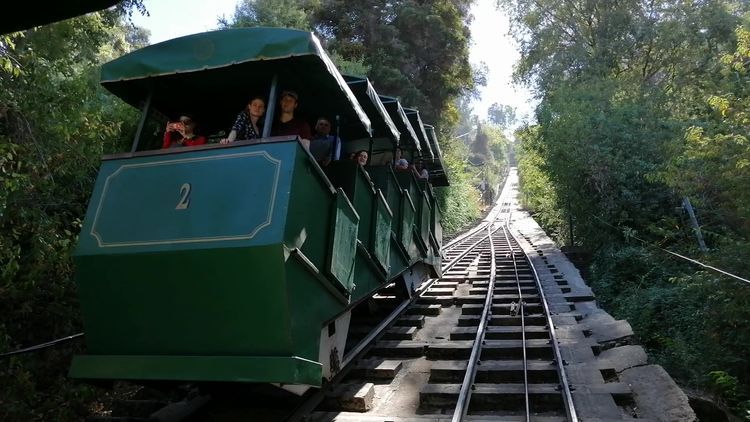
(262, 74), (279, 138)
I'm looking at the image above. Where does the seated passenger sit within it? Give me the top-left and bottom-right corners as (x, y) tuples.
(309, 116), (342, 167)
(271, 90), (312, 148)
(411, 159), (429, 180)
(352, 149), (368, 166)
(162, 114), (207, 149)
(393, 147), (409, 171)
(221, 96), (266, 144)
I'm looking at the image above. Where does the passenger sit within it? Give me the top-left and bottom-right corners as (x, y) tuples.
(309, 116), (342, 167)
(271, 90), (312, 148)
(353, 149), (368, 166)
(162, 114), (207, 149)
(393, 147), (409, 171)
(411, 159), (429, 180)
(220, 96), (266, 144)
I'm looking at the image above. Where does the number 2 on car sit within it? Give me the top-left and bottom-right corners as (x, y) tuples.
(176, 183), (191, 210)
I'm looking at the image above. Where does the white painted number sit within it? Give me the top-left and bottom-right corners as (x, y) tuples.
(176, 183), (191, 210)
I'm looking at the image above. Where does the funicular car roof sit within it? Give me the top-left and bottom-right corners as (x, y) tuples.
(403, 107), (434, 160)
(0, 0), (120, 35)
(344, 75), (400, 143)
(423, 124), (449, 186)
(378, 95), (422, 153)
(100, 27), (372, 139)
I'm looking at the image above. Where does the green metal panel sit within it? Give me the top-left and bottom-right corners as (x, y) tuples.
(372, 190), (392, 274)
(76, 147), (291, 255)
(74, 246), (290, 356)
(70, 355), (321, 386)
(400, 190), (417, 260)
(419, 190), (431, 249)
(327, 189), (359, 292)
(71, 140), (358, 385)
(322, 161), (391, 301)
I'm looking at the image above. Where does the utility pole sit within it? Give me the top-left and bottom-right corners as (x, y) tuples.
(682, 196), (708, 252)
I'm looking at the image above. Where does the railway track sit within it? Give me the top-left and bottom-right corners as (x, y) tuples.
(304, 188), (578, 421)
(86, 170), (698, 422)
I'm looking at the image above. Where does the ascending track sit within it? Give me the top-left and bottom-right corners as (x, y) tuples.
(303, 170), (579, 421)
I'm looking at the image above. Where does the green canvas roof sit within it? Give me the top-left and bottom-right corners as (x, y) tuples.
(1, 0), (120, 35)
(100, 27), (371, 139)
(403, 108), (434, 160)
(423, 124), (448, 186)
(379, 96), (421, 152)
(344, 75), (400, 142)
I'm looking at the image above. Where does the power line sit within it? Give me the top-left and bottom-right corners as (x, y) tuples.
(590, 214), (750, 286)
(0, 333), (84, 358)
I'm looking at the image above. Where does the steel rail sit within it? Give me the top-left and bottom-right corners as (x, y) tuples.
(506, 226), (580, 422)
(451, 224), (497, 421)
(442, 220), (490, 252)
(288, 226), (498, 422)
(502, 224), (531, 422)
(443, 168), (512, 252)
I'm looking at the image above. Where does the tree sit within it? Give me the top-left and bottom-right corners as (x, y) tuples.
(218, 0), (320, 30)
(314, 0), (477, 122)
(487, 102), (516, 128)
(0, 7), (147, 421)
(501, 0), (750, 414)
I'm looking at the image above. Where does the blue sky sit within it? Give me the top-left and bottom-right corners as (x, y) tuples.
(130, 0), (534, 125)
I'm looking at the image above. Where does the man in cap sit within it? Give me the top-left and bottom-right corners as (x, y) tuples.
(271, 90), (312, 147)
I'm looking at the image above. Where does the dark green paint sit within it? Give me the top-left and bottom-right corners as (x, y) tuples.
(70, 355), (321, 385)
(71, 140), (357, 385)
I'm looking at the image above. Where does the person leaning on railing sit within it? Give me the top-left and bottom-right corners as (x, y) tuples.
(220, 95), (266, 144)
(411, 159), (429, 180)
(394, 147), (410, 171)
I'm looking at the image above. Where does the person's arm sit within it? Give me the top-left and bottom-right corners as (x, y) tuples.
(221, 112), (244, 144)
(162, 130), (177, 149)
(221, 129), (238, 144)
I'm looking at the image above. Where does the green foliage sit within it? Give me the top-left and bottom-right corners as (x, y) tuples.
(219, 0), (321, 30)
(487, 102), (516, 129)
(0, 8), (145, 422)
(436, 137), (482, 234)
(504, 0), (750, 416)
(313, 0), (476, 122)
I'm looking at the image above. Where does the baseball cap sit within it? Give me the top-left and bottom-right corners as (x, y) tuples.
(280, 90), (298, 101)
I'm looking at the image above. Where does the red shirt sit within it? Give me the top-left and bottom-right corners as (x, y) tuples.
(162, 131), (207, 149)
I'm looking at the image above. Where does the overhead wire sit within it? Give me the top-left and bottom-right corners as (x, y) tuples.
(590, 214), (750, 286)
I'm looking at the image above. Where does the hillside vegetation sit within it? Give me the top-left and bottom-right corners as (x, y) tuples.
(502, 0), (750, 417)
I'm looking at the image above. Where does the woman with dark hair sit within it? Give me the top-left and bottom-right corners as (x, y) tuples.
(162, 114), (207, 149)
(220, 96), (266, 144)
